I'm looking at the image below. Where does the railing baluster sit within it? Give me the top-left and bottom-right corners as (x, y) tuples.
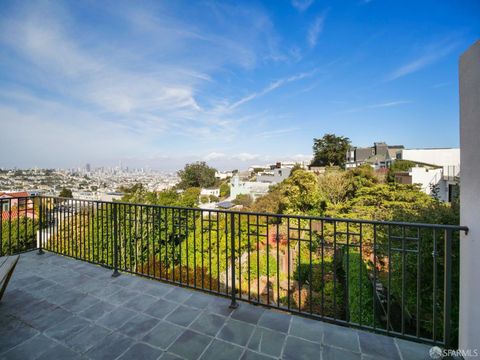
(444, 229), (453, 347)
(112, 202), (120, 277)
(229, 212), (238, 309)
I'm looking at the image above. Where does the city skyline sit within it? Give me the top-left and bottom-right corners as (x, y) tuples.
(1, 0), (479, 170)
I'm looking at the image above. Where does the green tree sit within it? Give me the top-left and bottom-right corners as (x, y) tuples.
(278, 170), (323, 215)
(311, 134), (351, 168)
(219, 183), (230, 198)
(59, 188), (73, 198)
(177, 162), (217, 189)
(233, 194), (253, 207)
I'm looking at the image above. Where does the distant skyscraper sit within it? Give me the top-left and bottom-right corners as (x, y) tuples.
(85, 163), (91, 173)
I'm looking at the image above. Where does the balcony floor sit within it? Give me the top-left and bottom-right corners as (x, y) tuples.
(0, 252), (432, 360)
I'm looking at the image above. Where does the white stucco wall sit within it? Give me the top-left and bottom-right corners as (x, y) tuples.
(409, 167), (447, 200)
(459, 40), (480, 352)
(401, 148), (460, 167)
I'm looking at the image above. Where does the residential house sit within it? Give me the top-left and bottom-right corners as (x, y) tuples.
(346, 142), (404, 169)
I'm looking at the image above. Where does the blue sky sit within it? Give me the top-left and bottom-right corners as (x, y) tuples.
(0, 0), (479, 170)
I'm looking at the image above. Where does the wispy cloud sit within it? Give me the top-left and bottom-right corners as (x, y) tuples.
(292, 0), (314, 12)
(386, 40), (459, 81)
(226, 69), (319, 110)
(307, 13), (326, 48)
(342, 100), (411, 113)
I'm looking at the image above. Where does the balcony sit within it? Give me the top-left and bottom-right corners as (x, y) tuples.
(0, 195), (468, 359)
(1, 251), (434, 360)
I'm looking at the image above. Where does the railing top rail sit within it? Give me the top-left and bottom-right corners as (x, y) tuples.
(36, 195), (469, 233)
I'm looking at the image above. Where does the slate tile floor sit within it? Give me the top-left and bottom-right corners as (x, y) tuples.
(0, 252), (433, 360)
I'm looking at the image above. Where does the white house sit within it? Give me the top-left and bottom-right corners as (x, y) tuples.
(200, 188), (220, 197)
(230, 175), (271, 200)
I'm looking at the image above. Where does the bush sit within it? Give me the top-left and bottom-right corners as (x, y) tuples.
(343, 249), (374, 326)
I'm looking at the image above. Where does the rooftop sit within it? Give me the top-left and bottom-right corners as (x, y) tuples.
(0, 251), (432, 360)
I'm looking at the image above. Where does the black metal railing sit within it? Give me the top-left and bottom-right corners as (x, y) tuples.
(1, 195), (468, 348)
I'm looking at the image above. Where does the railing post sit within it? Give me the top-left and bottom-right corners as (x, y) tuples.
(112, 203), (120, 277)
(229, 212), (238, 309)
(443, 229), (453, 348)
(38, 197), (44, 255)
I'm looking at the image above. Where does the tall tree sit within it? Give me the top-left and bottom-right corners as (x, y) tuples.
(311, 134), (351, 168)
(177, 162), (216, 189)
(59, 188), (73, 198)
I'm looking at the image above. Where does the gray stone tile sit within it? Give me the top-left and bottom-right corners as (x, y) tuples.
(395, 339), (432, 360)
(283, 336), (321, 360)
(16, 300), (57, 323)
(358, 332), (400, 360)
(28, 306), (73, 331)
(165, 305), (201, 327)
(169, 329), (213, 360)
(112, 274), (138, 288)
(118, 313), (159, 339)
(289, 316), (323, 343)
(241, 350), (275, 360)
(78, 300), (115, 321)
(118, 343), (163, 360)
(123, 293), (158, 312)
(63, 324), (111, 353)
(218, 319), (255, 346)
(145, 283), (174, 298)
(0, 334), (57, 360)
(190, 312), (226, 336)
(105, 288), (140, 306)
(258, 310), (291, 333)
(142, 321), (185, 350)
(86, 332), (135, 360)
(160, 353), (184, 360)
(201, 339), (244, 360)
(322, 345), (361, 360)
(205, 296), (235, 317)
(231, 304), (265, 325)
(44, 315), (90, 341)
(96, 306), (137, 330)
(23, 278), (56, 293)
(144, 298), (179, 319)
(61, 293), (100, 313)
(36, 344), (82, 360)
(322, 325), (359, 353)
(90, 283), (123, 299)
(52, 289), (85, 306)
(183, 292), (213, 309)
(247, 327), (286, 357)
(165, 287), (192, 302)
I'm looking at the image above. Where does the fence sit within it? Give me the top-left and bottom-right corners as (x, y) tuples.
(1, 195), (468, 347)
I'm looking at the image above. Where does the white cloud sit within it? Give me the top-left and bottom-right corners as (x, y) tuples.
(204, 152), (227, 161)
(386, 40), (459, 81)
(307, 14), (326, 48)
(226, 69), (319, 110)
(342, 100), (411, 113)
(292, 0), (314, 12)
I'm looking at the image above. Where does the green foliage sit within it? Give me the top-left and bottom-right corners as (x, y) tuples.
(121, 187), (200, 208)
(317, 170), (351, 205)
(311, 134), (351, 168)
(247, 252), (278, 279)
(219, 183), (230, 198)
(59, 188), (73, 198)
(1, 217), (38, 255)
(386, 160), (417, 183)
(233, 194), (253, 207)
(343, 249), (374, 326)
(278, 170), (323, 215)
(177, 162), (216, 189)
